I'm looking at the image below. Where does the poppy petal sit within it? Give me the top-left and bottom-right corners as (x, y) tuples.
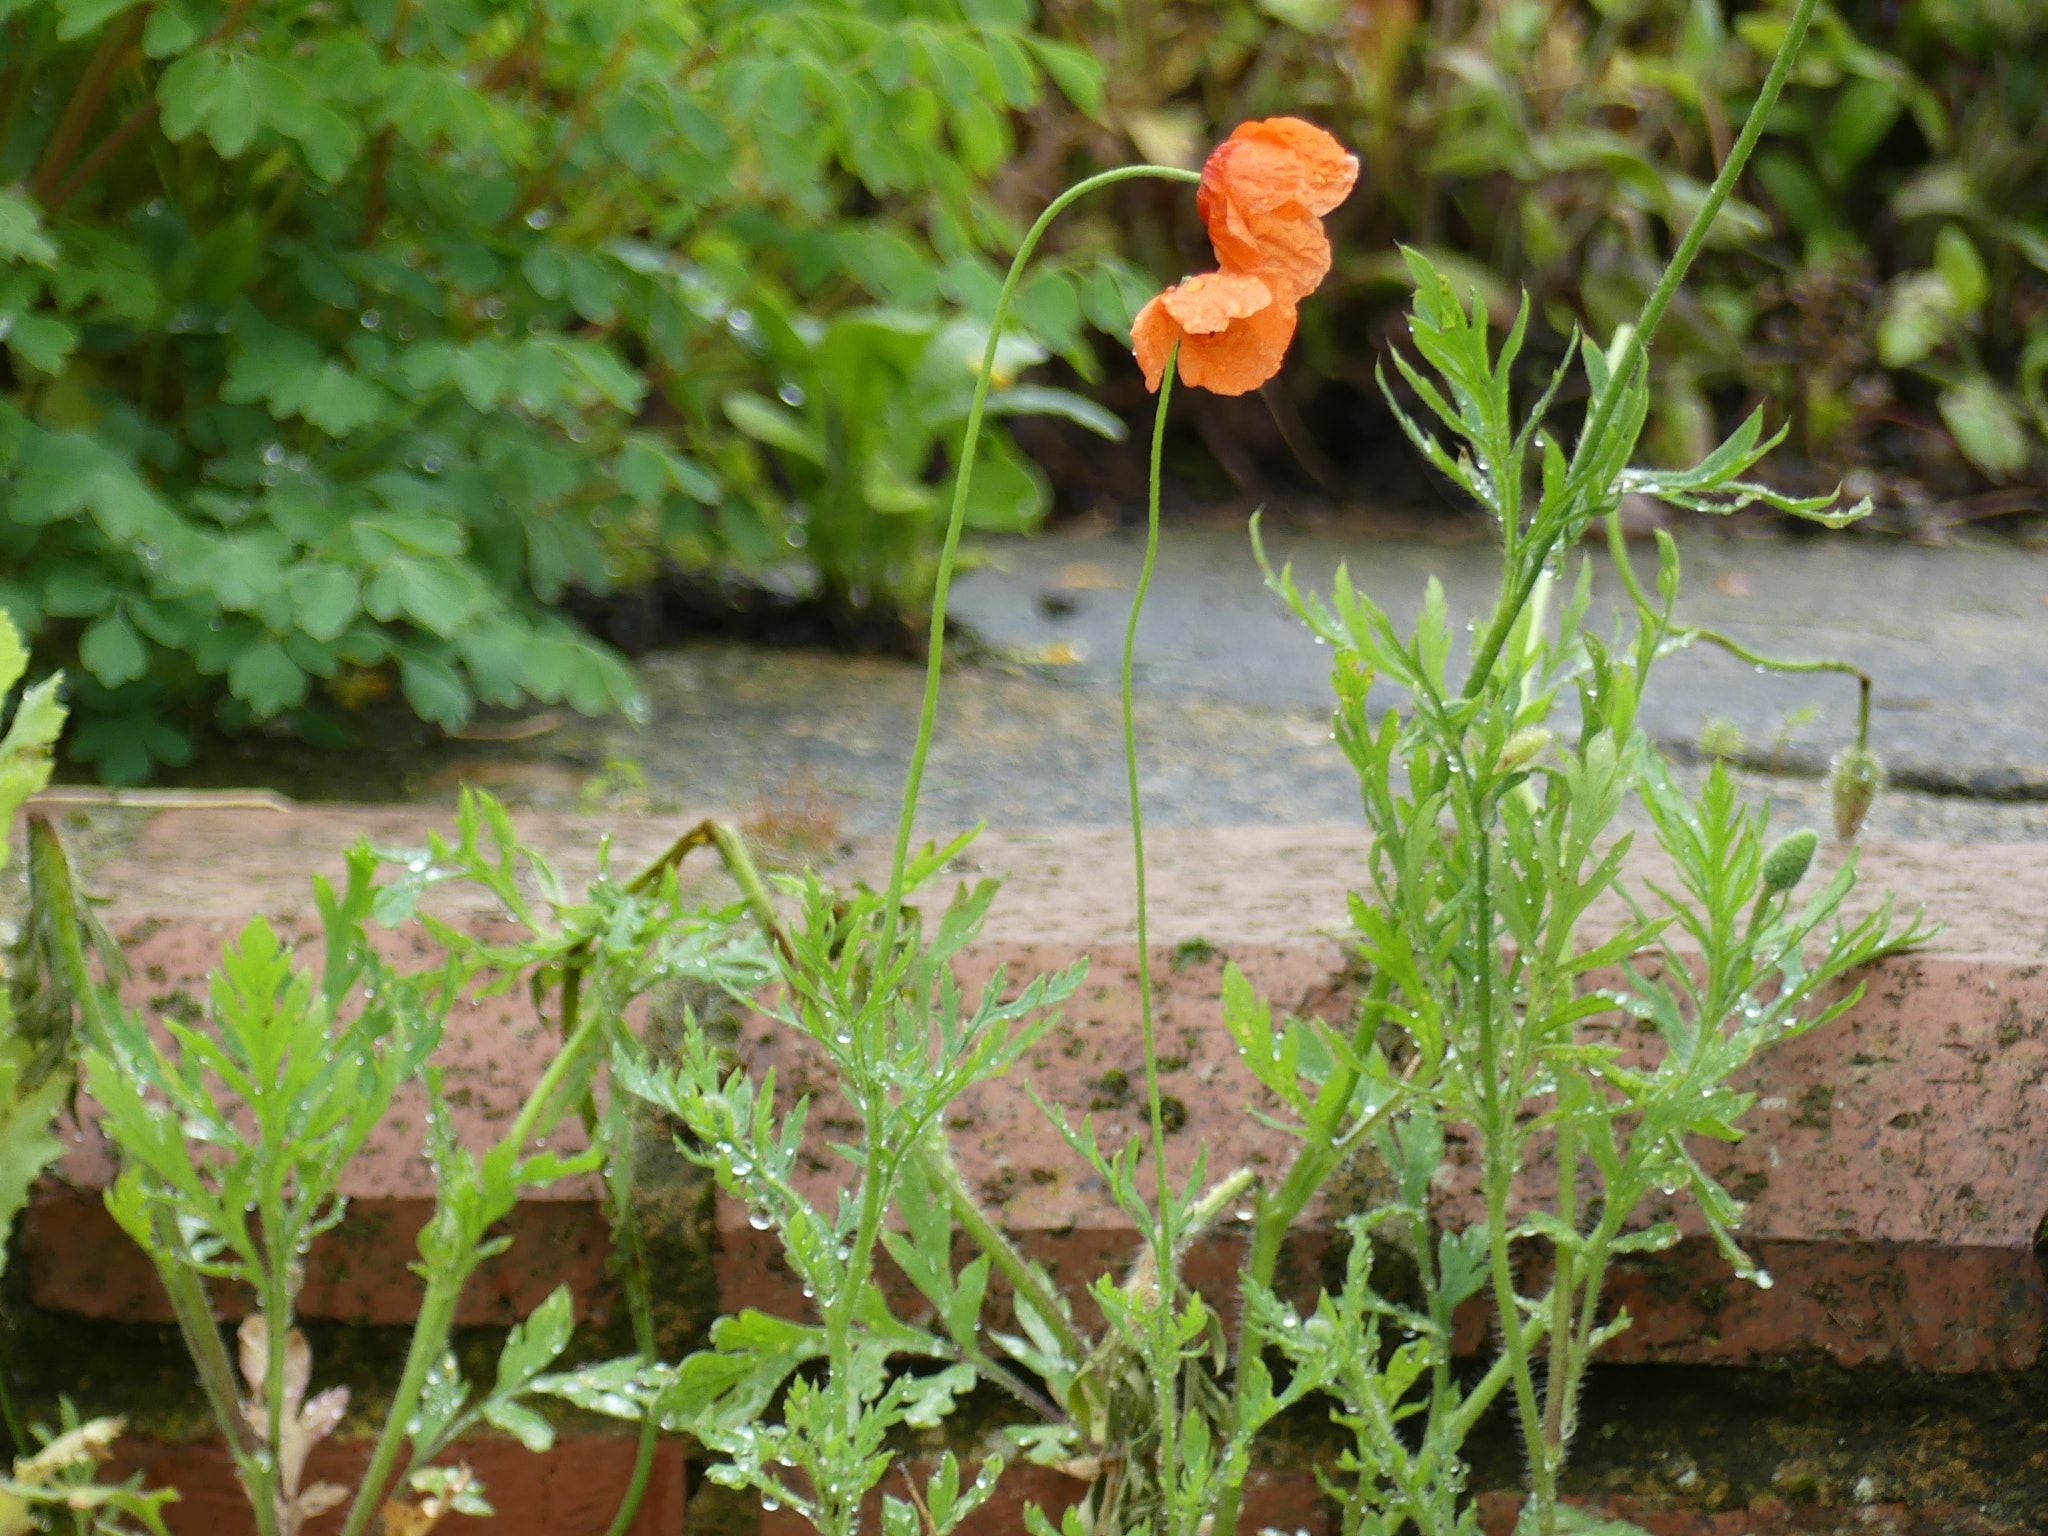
(1208, 206), (1331, 302)
(1159, 270), (1274, 335)
(1130, 293), (1179, 392)
(1201, 117), (1359, 220)
(1177, 293), (1297, 397)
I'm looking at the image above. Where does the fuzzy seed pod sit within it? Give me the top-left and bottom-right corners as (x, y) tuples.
(1761, 828), (1818, 892)
(1827, 745), (1884, 841)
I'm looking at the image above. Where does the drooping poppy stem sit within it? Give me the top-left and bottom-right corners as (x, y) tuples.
(878, 164), (1200, 964)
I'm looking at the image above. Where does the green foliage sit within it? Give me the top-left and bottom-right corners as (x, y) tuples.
(720, 288), (1125, 617)
(0, 612), (69, 1286)
(573, 832), (1083, 1536)
(56, 790), (766, 1536)
(0, 0), (1115, 780)
(0, 1404), (177, 1536)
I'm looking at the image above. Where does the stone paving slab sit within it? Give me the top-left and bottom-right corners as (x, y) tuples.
(948, 521), (2048, 798)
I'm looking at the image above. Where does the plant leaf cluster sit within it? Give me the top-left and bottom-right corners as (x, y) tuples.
(0, 0), (1128, 779)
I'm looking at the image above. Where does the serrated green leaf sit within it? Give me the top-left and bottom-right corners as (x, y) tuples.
(79, 611), (148, 686)
(228, 640), (307, 714)
(0, 192), (56, 265)
(2, 313), (77, 374)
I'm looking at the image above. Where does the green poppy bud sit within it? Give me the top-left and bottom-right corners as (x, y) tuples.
(1827, 745), (1884, 841)
(1497, 726), (1552, 772)
(1761, 828), (1818, 893)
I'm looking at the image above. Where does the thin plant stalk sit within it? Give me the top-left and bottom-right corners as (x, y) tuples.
(878, 163), (1200, 957)
(1120, 346), (1181, 1480)
(1605, 505), (1871, 752)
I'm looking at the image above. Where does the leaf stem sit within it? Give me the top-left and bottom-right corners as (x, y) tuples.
(339, 996), (610, 1536)
(1603, 510), (1871, 751)
(27, 5), (146, 206)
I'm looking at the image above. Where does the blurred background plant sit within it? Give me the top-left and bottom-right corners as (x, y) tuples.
(1015, 0), (2046, 515)
(0, 0), (1133, 780)
(6, 0), (2045, 781)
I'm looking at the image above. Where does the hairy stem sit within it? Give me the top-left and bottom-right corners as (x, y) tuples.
(1125, 357), (1179, 1280)
(339, 997), (609, 1536)
(155, 1215), (280, 1535)
(1122, 352), (1185, 1502)
(336, 1280), (461, 1536)
(925, 1135), (1086, 1361)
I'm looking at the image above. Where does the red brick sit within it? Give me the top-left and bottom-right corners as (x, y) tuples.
(103, 1431), (685, 1536)
(21, 809), (2048, 1380)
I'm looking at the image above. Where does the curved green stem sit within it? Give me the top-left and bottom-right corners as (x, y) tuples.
(878, 164), (1200, 964)
(1461, 0), (1824, 701)
(1603, 509), (1871, 751)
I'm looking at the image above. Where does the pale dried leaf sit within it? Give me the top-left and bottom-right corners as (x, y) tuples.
(13, 1417), (123, 1481)
(293, 1482), (349, 1521)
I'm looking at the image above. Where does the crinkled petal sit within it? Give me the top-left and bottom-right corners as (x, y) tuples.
(1177, 294), (1297, 396)
(1208, 206), (1331, 302)
(1159, 270), (1274, 335)
(1200, 117), (1359, 220)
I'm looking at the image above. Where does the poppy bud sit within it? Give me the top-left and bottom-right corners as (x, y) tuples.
(1761, 828), (1818, 893)
(1497, 726), (1552, 773)
(1827, 745), (1884, 841)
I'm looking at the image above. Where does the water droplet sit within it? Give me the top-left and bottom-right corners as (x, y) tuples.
(762, 1499), (780, 1513)
(1752, 1269), (1774, 1290)
(360, 310), (382, 330)
(525, 207), (554, 229)
(778, 382), (805, 407)
(262, 443), (285, 465)
(1234, 1207), (1254, 1223)
(748, 1210), (773, 1231)
(727, 309), (755, 334)
(422, 456), (442, 473)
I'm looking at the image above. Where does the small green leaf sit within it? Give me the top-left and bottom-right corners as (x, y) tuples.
(723, 392), (824, 464)
(289, 564), (361, 641)
(1939, 378), (2031, 480)
(228, 640), (308, 714)
(0, 191), (57, 264)
(1933, 224), (1990, 316)
(399, 652), (472, 728)
(79, 611), (148, 686)
(2, 313), (78, 374)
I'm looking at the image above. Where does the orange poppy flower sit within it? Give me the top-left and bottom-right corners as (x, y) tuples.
(1130, 270), (1297, 397)
(1196, 117), (1359, 300)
